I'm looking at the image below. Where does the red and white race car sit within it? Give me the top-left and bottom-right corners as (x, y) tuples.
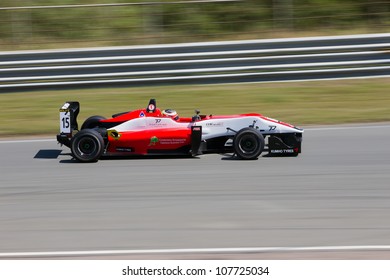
(57, 99), (303, 162)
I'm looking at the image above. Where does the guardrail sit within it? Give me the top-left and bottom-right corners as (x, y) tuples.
(0, 33), (389, 91)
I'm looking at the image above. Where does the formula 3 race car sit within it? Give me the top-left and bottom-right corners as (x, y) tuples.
(57, 99), (303, 162)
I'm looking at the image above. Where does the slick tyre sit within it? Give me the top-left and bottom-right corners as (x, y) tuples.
(233, 127), (265, 160)
(81, 115), (106, 130)
(71, 129), (104, 162)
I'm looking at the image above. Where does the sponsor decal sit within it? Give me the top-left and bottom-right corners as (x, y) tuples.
(271, 149), (295, 154)
(148, 119), (167, 127)
(205, 122), (224, 126)
(108, 130), (121, 140)
(116, 147), (133, 152)
(149, 136), (159, 146)
(148, 136), (185, 146)
(160, 138), (186, 145)
(139, 111), (145, 117)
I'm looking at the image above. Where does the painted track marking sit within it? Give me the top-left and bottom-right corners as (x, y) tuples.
(2, 245), (390, 258)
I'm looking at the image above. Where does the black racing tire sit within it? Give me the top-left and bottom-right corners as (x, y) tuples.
(81, 115), (106, 130)
(71, 129), (104, 162)
(233, 127), (265, 160)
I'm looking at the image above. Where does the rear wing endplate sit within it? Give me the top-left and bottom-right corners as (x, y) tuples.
(59, 101), (79, 135)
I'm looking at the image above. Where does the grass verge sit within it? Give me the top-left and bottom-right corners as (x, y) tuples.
(1, 78), (389, 137)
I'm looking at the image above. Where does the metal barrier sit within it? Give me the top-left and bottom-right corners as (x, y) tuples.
(0, 33), (389, 91)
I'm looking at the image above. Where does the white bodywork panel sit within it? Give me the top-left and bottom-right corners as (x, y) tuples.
(109, 114), (303, 140)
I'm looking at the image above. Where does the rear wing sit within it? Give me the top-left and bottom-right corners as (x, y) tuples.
(58, 101), (79, 147)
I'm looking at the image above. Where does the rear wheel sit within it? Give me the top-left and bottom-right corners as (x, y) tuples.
(233, 127), (264, 160)
(81, 115), (106, 130)
(71, 129), (104, 162)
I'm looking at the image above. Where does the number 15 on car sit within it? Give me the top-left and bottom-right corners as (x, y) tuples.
(60, 111), (71, 134)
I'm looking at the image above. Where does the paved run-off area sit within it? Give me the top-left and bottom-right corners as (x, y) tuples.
(1, 124), (390, 259)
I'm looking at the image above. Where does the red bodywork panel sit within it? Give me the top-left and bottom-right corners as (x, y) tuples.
(101, 109), (162, 124)
(106, 127), (192, 155)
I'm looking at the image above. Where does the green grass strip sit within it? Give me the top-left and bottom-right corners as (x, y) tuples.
(1, 78), (389, 137)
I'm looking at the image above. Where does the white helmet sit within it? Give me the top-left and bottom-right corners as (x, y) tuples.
(162, 109), (179, 120)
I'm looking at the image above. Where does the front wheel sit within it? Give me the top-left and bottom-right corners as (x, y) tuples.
(233, 127), (264, 160)
(71, 129), (104, 162)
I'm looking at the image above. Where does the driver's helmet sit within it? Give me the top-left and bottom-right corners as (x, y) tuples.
(162, 109), (179, 120)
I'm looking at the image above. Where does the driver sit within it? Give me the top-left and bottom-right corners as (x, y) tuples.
(162, 109), (179, 121)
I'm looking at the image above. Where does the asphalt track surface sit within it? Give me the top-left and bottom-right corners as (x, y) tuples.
(1, 124), (390, 259)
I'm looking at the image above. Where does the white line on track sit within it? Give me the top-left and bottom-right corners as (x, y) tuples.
(305, 124), (390, 131)
(1, 124), (390, 144)
(0, 138), (55, 144)
(2, 245), (390, 258)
